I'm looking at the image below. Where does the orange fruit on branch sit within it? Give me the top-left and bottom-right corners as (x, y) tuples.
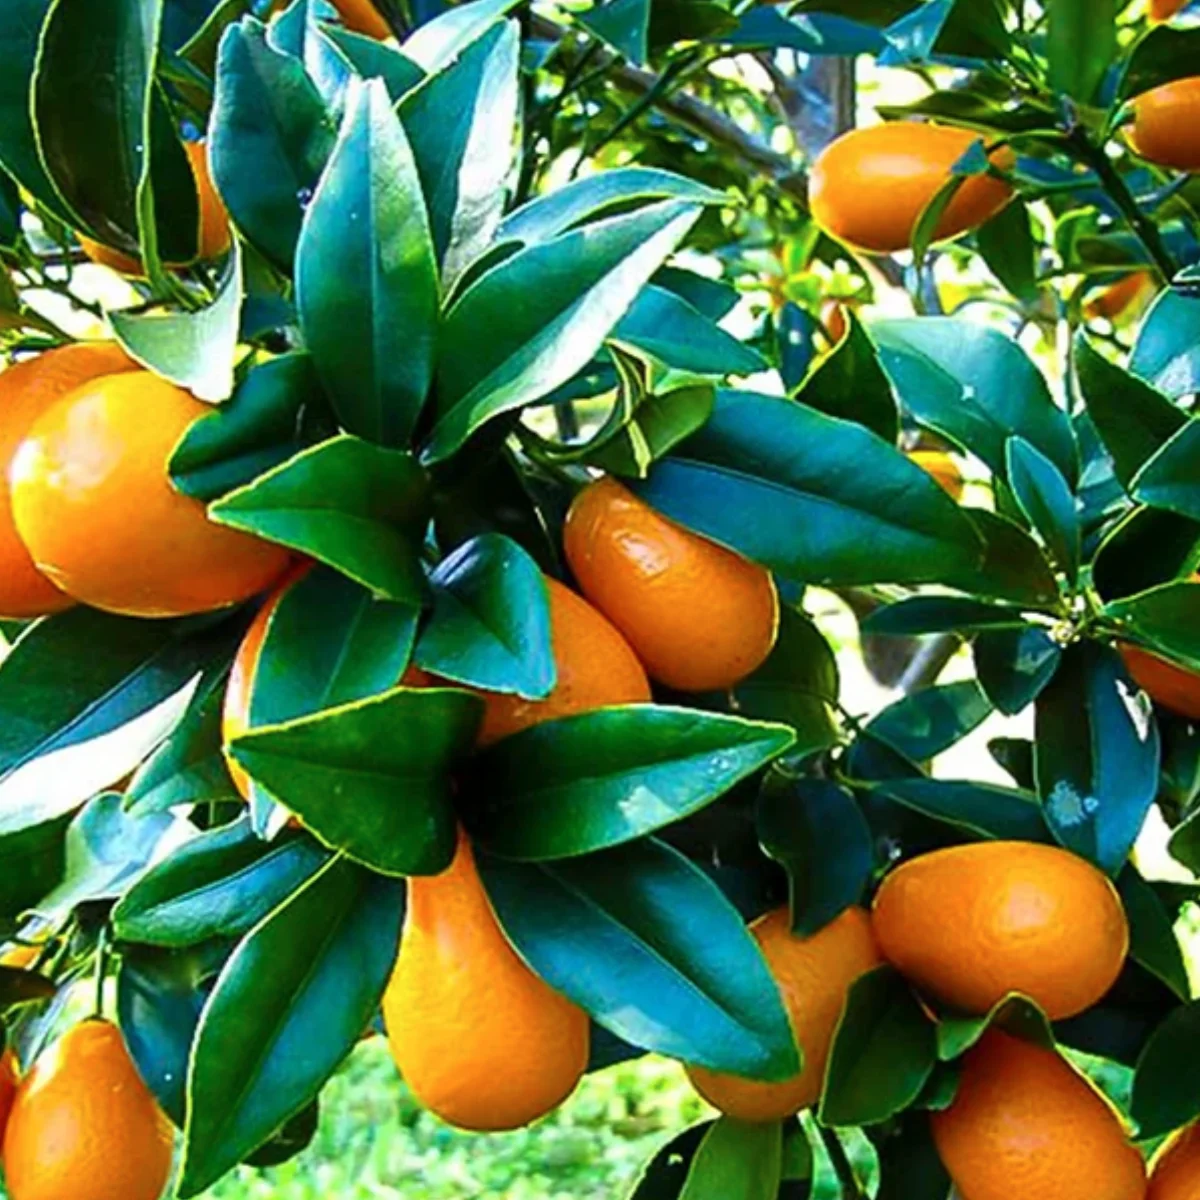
(0, 1050), (17, 1154)
(10, 370), (291, 617)
(685, 905), (882, 1122)
(79, 141), (230, 274)
(1085, 271), (1155, 321)
(563, 477), (779, 692)
(2, 1019), (174, 1200)
(1148, 1120), (1200, 1199)
(269, 0), (393, 38)
(931, 1030), (1146, 1200)
(908, 449), (964, 502)
(1150, 0), (1190, 21)
(382, 829), (589, 1131)
(0, 343), (136, 618)
(1129, 78), (1200, 172)
(1122, 643), (1200, 721)
(872, 840), (1128, 1020)
(809, 123), (1014, 255)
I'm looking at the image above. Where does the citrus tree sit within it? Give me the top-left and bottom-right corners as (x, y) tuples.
(4, 0), (1200, 1197)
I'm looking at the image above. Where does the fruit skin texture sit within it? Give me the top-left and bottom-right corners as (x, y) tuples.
(0, 343), (136, 618)
(79, 141), (230, 272)
(1148, 1121), (1200, 1200)
(3, 1019), (175, 1200)
(809, 123), (1014, 254)
(0, 1050), (16, 1154)
(685, 906), (882, 1122)
(563, 477), (779, 692)
(1121, 644), (1200, 721)
(1130, 78), (1200, 172)
(10, 371), (291, 618)
(873, 841), (1128, 1021)
(908, 450), (964, 502)
(382, 831), (589, 1131)
(931, 1030), (1146, 1200)
(1086, 271), (1155, 321)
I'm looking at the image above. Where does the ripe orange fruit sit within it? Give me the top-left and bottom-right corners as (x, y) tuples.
(872, 841), (1128, 1021)
(0, 1050), (16, 1152)
(931, 1030), (1146, 1200)
(10, 370), (291, 617)
(2, 1019), (175, 1200)
(685, 906), (882, 1122)
(382, 829), (589, 1131)
(809, 123), (1014, 254)
(333, 0), (392, 37)
(1121, 643), (1200, 721)
(1148, 1120), (1200, 1199)
(0, 343), (136, 618)
(908, 449), (964, 502)
(1085, 271), (1155, 321)
(820, 299), (849, 346)
(1150, 0), (1189, 22)
(0, 944), (41, 971)
(563, 477), (779, 691)
(79, 141), (230, 272)
(1129, 78), (1200, 172)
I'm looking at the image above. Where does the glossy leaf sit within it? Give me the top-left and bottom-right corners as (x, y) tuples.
(401, 0), (522, 73)
(1047, 0), (1115, 103)
(936, 994), (1055, 1062)
(1132, 418), (1200, 522)
(1131, 289), (1200, 400)
(863, 597), (1030, 636)
(296, 77), (439, 446)
(1104, 581), (1200, 671)
(325, 25), (423, 101)
(758, 776), (873, 935)
(871, 779), (1050, 843)
(1006, 437), (1080, 584)
(866, 680), (992, 763)
(974, 626), (1062, 715)
(464, 706), (794, 860)
(820, 967), (937, 1126)
(0, 816), (70, 924)
(636, 390), (982, 586)
(976, 200), (1037, 302)
(628, 1123), (713, 1199)
(1131, 999), (1200, 1139)
(1118, 868), (1189, 1001)
(1091, 508), (1200, 604)
(873, 1114), (952, 1200)
(179, 858), (402, 1195)
(415, 534), (553, 697)
(1117, 25), (1200, 101)
(1034, 642), (1159, 874)
(426, 199), (702, 462)
(208, 435), (431, 604)
(478, 839), (801, 1080)
(210, 19), (338, 273)
(231, 687), (480, 875)
(578, 0), (650, 64)
(940, 509), (1060, 607)
(678, 1118), (783, 1200)
(113, 820), (331, 946)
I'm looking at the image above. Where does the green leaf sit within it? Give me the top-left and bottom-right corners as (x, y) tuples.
(1005, 437), (1080, 583)
(169, 354), (320, 502)
(1131, 289), (1200, 399)
(208, 435), (431, 604)
(325, 25), (424, 102)
(1131, 999), (1200, 1139)
(941, 508), (1060, 606)
(614, 285), (766, 377)
(863, 596), (1030, 636)
(793, 310), (898, 443)
(592, 382), (717, 480)
(1034, 641), (1159, 874)
(399, 21), (519, 283)
(400, 0), (522, 73)
(874, 318), (1077, 487)
(1091, 507), (1200, 603)
(636, 390), (982, 586)
(974, 626), (1062, 715)
(0, 815), (70, 924)
(1048, 0), (1116, 103)
(179, 857), (402, 1195)
(426, 199), (702, 462)
(1074, 335), (1186, 490)
(415, 534), (553, 697)
(758, 776), (873, 936)
(871, 779), (1050, 843)
(627, 1123), (713, 1199)
(111, 244), (243, 404)
(463, 706), (794, 860)
(819, 966), (937, 1126)
(678, 1118), (783, 1200)
(0, 611), (243, 827)
(497, 167), (725, 245)
(266, 0), (352, 105)
(34, 0), (198, 260)
(873, 1114), (952, 1200)
(113, 819), (330, 946)
(477, 839), (801, 1080)
(1104, 581), (1200, 671)
(866, 680), (992, 762)
(210, 19), (338, 274)
(936, 994), (1054, 1062)
(577, 0), (651, 65)
(976, 200), (1037, 302)
(0, 964), (56, 1005)
(296, 76), (438, 447)
(1118, 867), (1190, 1001)
(1132, 418), (1200, 522)
(1117, 25), (1200, 102)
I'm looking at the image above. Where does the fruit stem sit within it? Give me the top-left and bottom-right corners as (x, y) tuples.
(819, 1124), (866, 1199)
(92, 926), (111, 1021)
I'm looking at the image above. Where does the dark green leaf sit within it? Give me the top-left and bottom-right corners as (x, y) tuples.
(867, 680), (992, 762)
(415, 534), (553, 697)
(872, 779), (1050, 843)
(296, 77), (439, 447)
(976, 201), (1037, 301)
(940, 509), (1060, 607)
(874, 1114), (952, 1200)
(863, 596), (1029, 636)
(974, 626), (1062, 715)
(678, 1118), (782, 1200)
(936, 994), (1055, 1062)
(819, 966), (936, 1126)
(592, 382), (717, 480)
(636, 390), (983, 586)
(1092, 508), (1200, 604)
(1047, 0), (1115, 102)
(208, 435), (431, 604)
(1034, 641), (1159, 873)
(477, 839), (801, 1080)
(577, 0), (650, 65)
(0, 965), (55, 1005)
(1006, 437), (1080, 583)
(1118, 867), (1189, 1000)
(758, 776), (873, 936)
(1133, 418), (1200, 522)
(179, 858), (402, 1195)
(1131, 289), (1200, 400)
(324, 25), (423, 102)
(1131, 999), (1200, 1139)
(628, 1123), (713, 1200)
(989, 736), (1035, 790)
(1117, 25), (1200, 102)
(1104, 581), (1200, 672)
(464, 706), (793, 860)
(0, 815), (70, 924)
